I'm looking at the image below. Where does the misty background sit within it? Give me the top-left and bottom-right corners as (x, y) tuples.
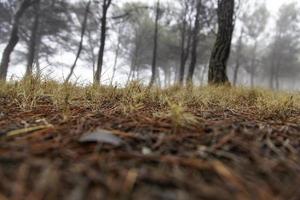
(0, 0), (299, 90)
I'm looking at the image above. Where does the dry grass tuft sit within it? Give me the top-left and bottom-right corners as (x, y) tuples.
(1, 77), (299, 125)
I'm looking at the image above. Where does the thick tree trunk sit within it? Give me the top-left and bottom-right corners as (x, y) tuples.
(186, 0), (202, 84)
(208, 0), (235, 85)
(25, 0), (41, 77)
(94, 0), (112, 85)
(149, 0), (160, 88)
(65, 0), (91, 84)
(233, 28), (244, 86)
(0, 0), (34, 81)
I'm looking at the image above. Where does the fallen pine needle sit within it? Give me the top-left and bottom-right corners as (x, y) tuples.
(5, 125), (53, 137)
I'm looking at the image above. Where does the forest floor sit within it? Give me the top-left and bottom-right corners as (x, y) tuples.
(0, 78), (300, 200)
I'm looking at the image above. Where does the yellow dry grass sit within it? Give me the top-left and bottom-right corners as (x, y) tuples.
(0, 76), (299, 127)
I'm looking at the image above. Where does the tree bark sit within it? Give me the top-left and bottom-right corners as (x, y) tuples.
(186, 0), (202, 84)
(233, 28), (244, 86)
(65, 0), (91, 84)
(208, 0), (235, 85)
(179, 19), (187, 85)
(149, 0), (160, 88)
(178, 1), (191, 85)
(25, 0), (41, 77)
(94, 0), (112, 85)
(0, 0), (34, 81)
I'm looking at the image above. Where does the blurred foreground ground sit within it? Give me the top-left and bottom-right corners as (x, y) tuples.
(0, 82), (300, 200)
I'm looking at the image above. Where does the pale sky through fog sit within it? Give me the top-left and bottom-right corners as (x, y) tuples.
(5, 0), (298, 84)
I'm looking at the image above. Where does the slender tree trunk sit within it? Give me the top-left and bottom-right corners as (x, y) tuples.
(126, 69), (133, 85)
(275, 61), (280, 90)
(110, 28), (121, 85)
(94, 0), (112, 85)
(269, 58), (275, 89)
(25, 0), (41, 77)
(178, 28), (191, 85)
(208, 0), (235, 85)
(250, 41), (257, 88)
(149, 0), (160, 88)
(126, 56), (136, 85)
(179, 19), (187, 85)
(275, 74), (279, 90)
(186, 0), (202, 84)
(65, 0), (91, 84)
(0, 0), (34, 81)
(233, 28), (243, 86)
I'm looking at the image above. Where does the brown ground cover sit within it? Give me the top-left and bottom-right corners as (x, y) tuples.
(0, 80), (300, 200)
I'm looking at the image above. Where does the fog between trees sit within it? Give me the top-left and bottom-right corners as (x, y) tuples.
(0, 0), (299, 90)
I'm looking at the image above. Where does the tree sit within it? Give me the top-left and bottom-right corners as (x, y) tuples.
(232, 28), (244, 86)
(242, 3), (269, 87)
(25, 0), (41, 77)
(65, 0), (91, 84)
(4, 0), (71, 78)
(0, 0), (35, 81)
(0, 1), (15, 44)
(110, 25), (122, 85)
(117, 2), (153, 83)
(94, 0), (112, 85)
(266, 3), (300, 90)
(186, 0), (202, 84)
(149, 0), (161, 87)
(208, 0), (235, 85)
(178, 0), (192, 85)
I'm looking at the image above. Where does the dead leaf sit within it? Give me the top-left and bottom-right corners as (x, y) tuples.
(79, 129), (123, 146)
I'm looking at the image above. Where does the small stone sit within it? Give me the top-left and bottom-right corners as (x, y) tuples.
(79, 129), (123, 146)
(142, 147), (152, 155)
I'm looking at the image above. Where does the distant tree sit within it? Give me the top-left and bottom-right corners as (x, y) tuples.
(19, 0), (71, 77)
(0, 0), (35, 81)
(25, 0), (41, 77)
(0, 1), (15, 43)
(110, 25), (122, 85)
(242, 3), (269, 87)
(65, 0), (91, 84)
(186, 0), (202, 84)
(149, 0), (161, 87)
(117, 2), (153, 83)
(208, 0), (235, 85)
(232, 28), (244, 86)
(177, 0), (192, 85)
(94, 0), (112, 85)
(266, 3), (300, 89)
